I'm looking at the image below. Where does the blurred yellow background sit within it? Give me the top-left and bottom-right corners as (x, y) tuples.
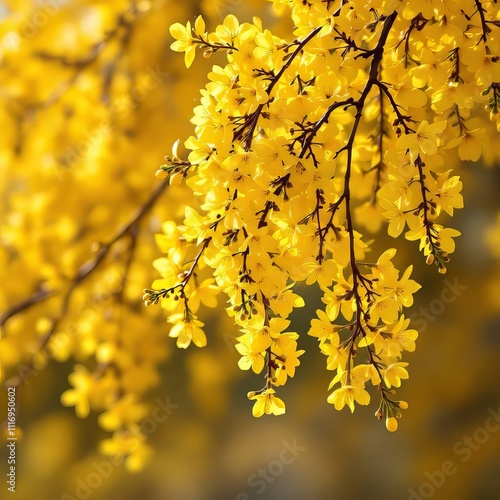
(0, 1), (499, 499)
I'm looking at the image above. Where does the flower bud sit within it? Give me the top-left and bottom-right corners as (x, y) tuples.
(155, 169), (168, 179)
(169, 171), (184, 186)
(386, 417), (398, 432)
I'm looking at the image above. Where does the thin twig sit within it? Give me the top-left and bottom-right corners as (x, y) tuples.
(0, 287), (54, 331)
(2, 178), (169, 388)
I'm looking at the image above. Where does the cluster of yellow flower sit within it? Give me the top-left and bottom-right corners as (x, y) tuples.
(0, 0), (225, 471)
(148, 0), (500, 430)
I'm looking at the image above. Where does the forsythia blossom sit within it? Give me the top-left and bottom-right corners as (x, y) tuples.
(145, 0), (500, 431)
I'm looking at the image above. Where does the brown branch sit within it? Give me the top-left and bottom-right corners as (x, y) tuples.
(414, 156), (448, 271)
(371, 86), (386, 203)
(335, 11), (397, 400)
(35, 7), (136, 67)
(296, 13), (399, 292)
(2, 177), (169, 388)
(234, 26), (322, 151)
(298, 98), (355, 159)
(114, 223), (139, 304)
(0, 286), (54, 331)
(373, 80), (414, 134)
(474, 0), (492, 44)
(32, 5), (138, 109)
(447, 47), (462, 84)
(144, 235), (212, 306)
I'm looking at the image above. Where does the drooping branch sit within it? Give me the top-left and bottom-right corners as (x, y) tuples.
(414, 156), (449, 271)
(0, 287), (54, 330)
(474, 0), (492, 44)
(32, 4), (138, 108)
(335, 12), (398, 402)
(143, 236), (212, 310)
(233, 26), (323, 151)
(2, 177), (169, 388)
(367, 86), (386, 204)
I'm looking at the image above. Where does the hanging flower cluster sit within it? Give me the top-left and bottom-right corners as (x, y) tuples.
(145, 0), (500, 431)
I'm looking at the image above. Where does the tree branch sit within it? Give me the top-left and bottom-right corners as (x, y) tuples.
(0, 287), (54, 330)
(2, 178), (169, 388)
(233, 26), (322, 151)
(336, 11), (397, 401)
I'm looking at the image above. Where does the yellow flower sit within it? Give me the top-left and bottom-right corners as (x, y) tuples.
(320, 342), (348, 371)
(437, 227), (462, 254)
(100, 428), (153, 472)
(269, 286), (305, 317)
(235, 337), (265, 374)
(210, 14), (240, 46)
(309, 309), (341, 344)
(60, 365), (94, 418)
(391, 265), (421, 308)
(97, 394), (149, 431)
(249, 388), (286, 417)
(396, 120), (447, 160)
(327, 384), (370, 412)
(436, 174), (464, 216)
(168, 316), (207, 349)
(369, 295), (400, 325)
(378, 198), (407, 238)
(386, 417), (398, 432)
(170, 18), (202, 68)
(383, 362), (409, 388)
(273, 339), (305, 384)
(458, 129), (487, 162)
(381, 315), (419, 356)
(253, 29), (280, 67)
(303, 258), (337, 287)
